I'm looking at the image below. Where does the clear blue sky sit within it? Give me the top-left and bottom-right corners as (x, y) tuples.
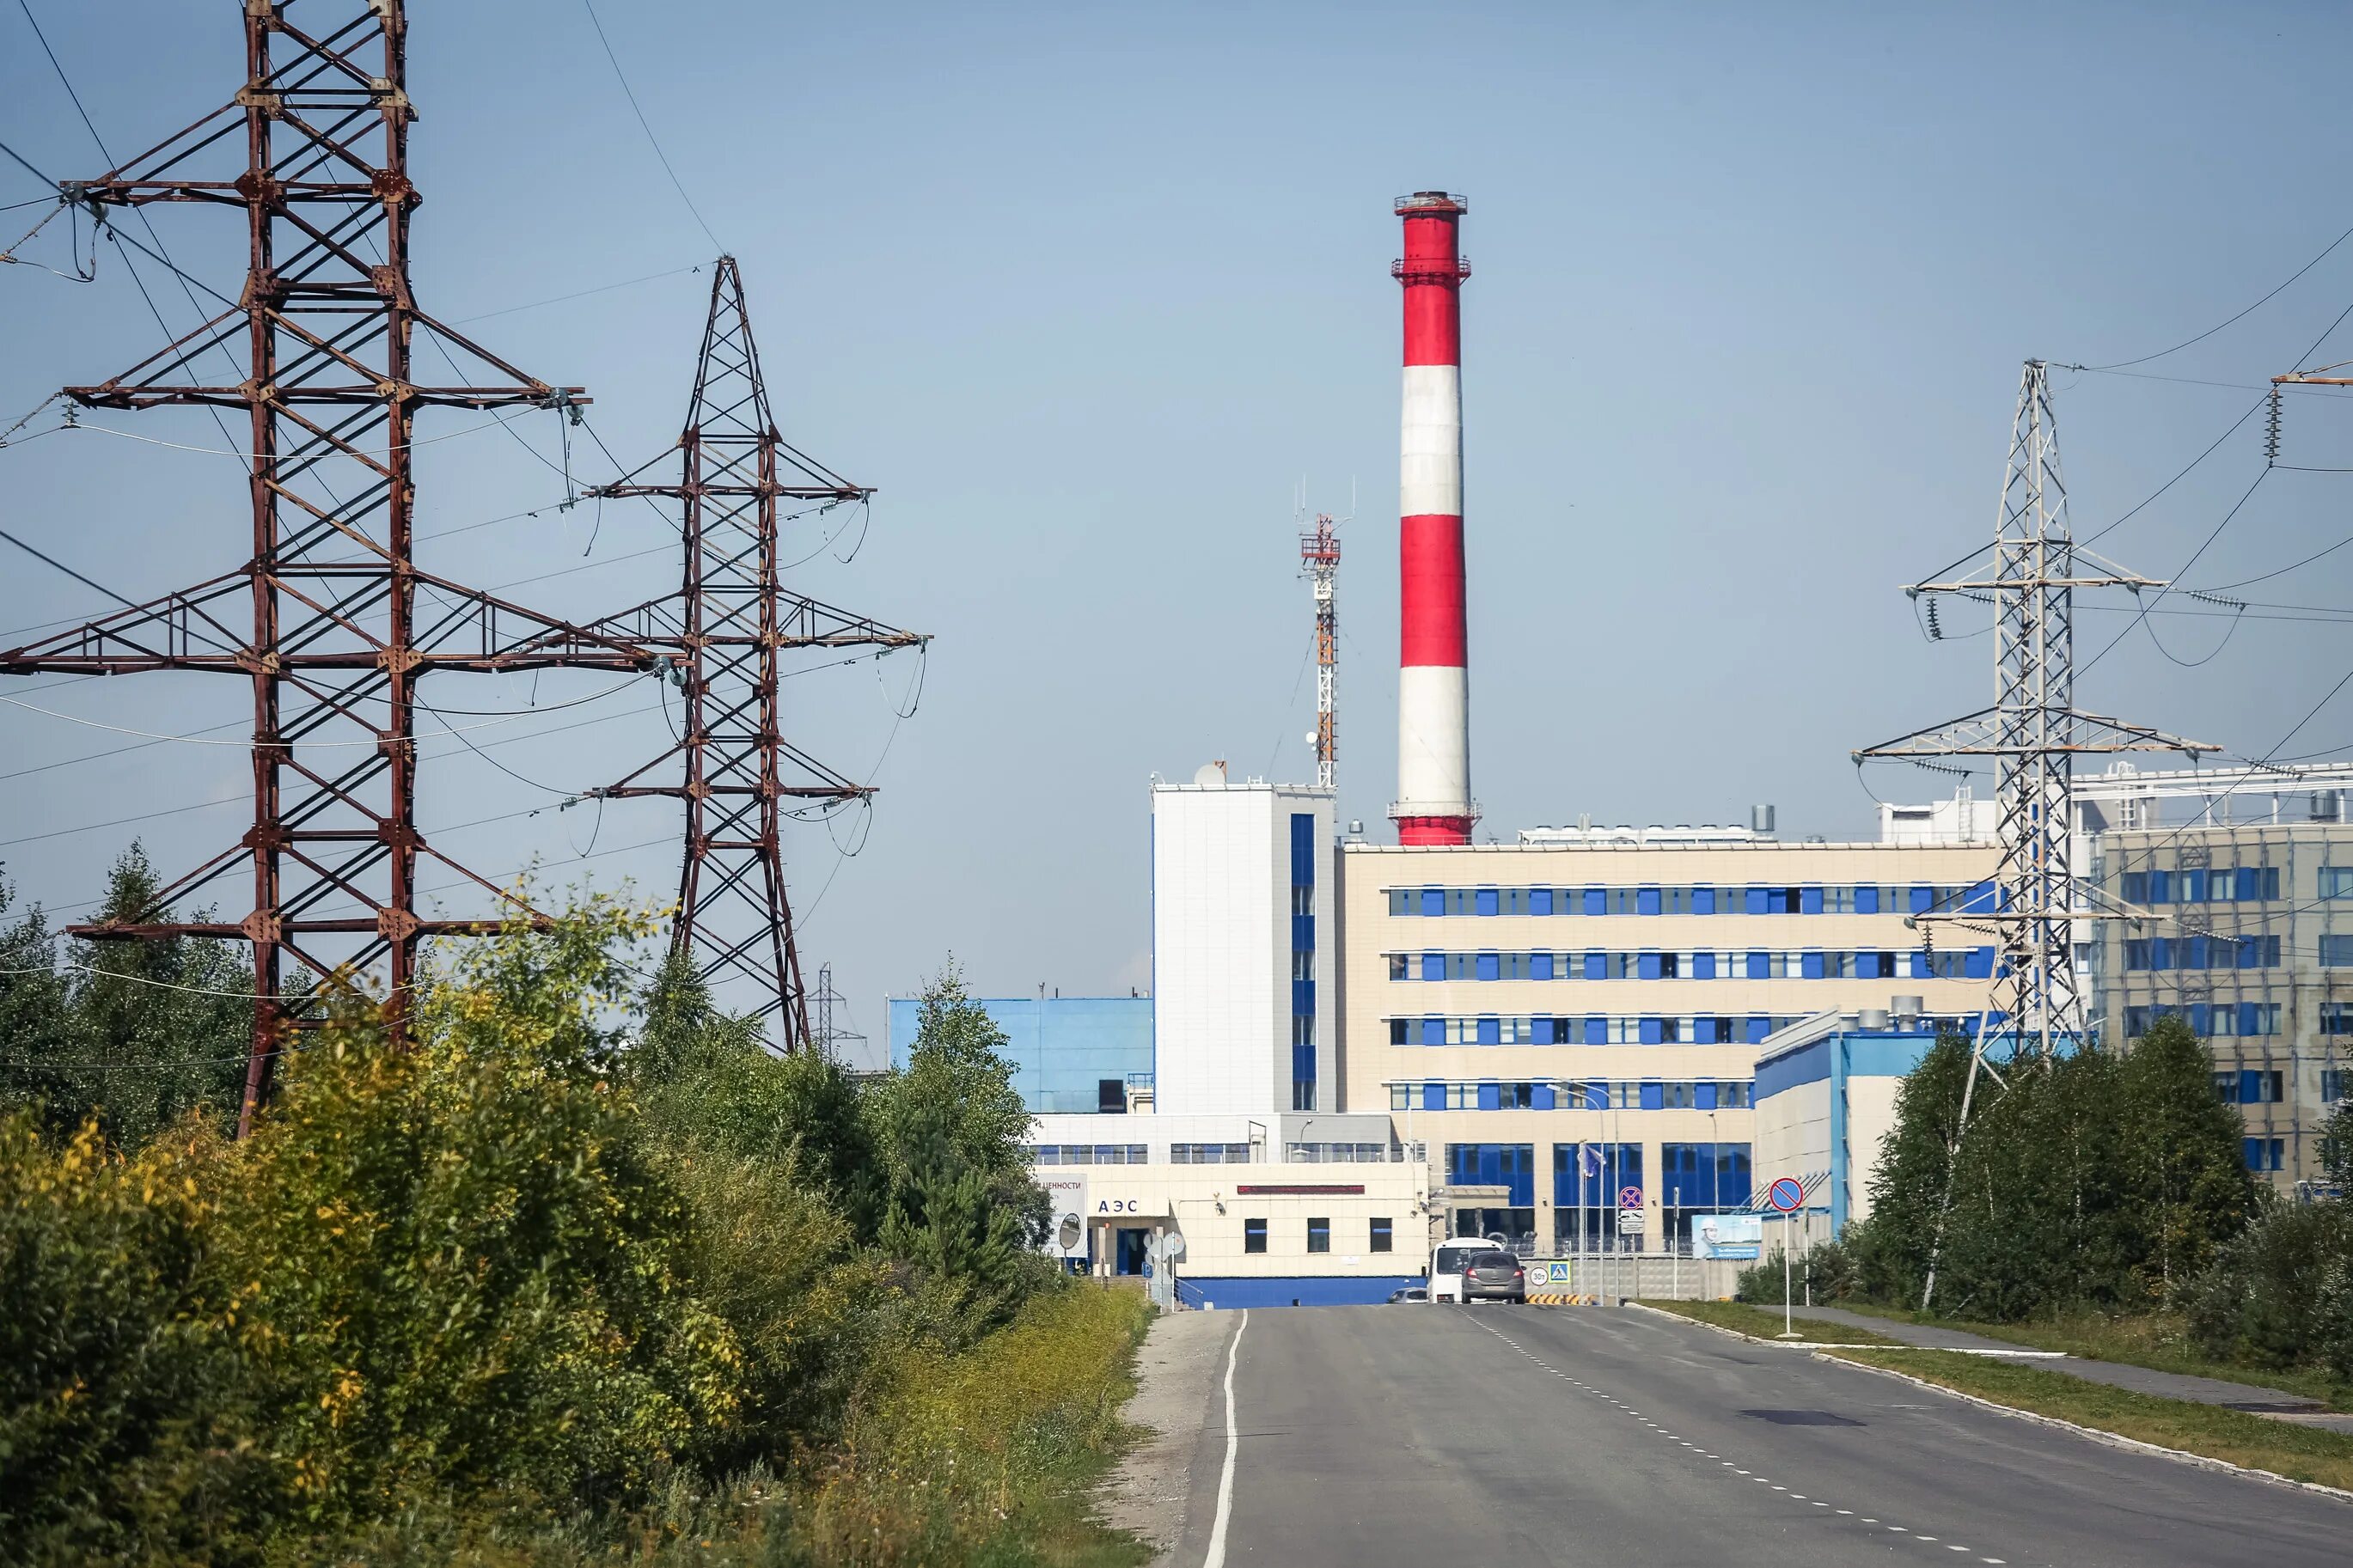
(5, 2), (2353, 1048)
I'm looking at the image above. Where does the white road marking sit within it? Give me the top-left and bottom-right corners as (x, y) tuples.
(1201, 1309), (1249, 1568)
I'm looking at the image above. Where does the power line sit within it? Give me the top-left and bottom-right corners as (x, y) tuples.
(578, 0), (722, 253)
(450, 263), (702, 326)
(2072, 217), (2353, 371)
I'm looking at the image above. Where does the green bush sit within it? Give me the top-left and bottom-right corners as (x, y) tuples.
(2183, 1198), (2353, 1376)
(0, 900), (1088, 1564)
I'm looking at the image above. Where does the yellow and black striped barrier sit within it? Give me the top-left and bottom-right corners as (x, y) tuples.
(1524, 1292), (1598, 1306)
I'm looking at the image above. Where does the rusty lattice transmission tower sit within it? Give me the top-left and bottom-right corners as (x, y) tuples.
(0, 1), (661, 1132)
(585, 258), (924, 1047)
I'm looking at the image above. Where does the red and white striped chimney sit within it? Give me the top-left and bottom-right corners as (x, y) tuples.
(1390, 191), (1474, 845)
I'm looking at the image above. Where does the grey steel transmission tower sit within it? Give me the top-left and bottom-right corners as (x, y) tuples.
(1859, 359), (2215, 1064)
(588, 259), (925, 1049)
(1859, 360), (2216, 1309)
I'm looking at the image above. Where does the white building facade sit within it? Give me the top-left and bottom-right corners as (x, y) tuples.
(1151, 769), (1336, 1114)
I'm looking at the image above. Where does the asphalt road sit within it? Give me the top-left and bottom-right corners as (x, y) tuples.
(1168, 1303), (2350, 1568)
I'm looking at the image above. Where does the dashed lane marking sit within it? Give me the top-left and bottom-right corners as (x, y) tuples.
(1464, 1315), (2000, 1564)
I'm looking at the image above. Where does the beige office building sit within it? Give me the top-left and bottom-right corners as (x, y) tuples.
(1336, 825), (1999, 1250)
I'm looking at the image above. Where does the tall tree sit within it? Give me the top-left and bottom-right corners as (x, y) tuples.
(0, 869), (77, 1136)
(2122, 1013), (2257, 1296)
(66, 845), (251, 1148)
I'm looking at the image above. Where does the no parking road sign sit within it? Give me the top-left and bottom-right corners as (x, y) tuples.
(1767, 1176), (1806, 1213)
(1617, 1186), (1642, 1211)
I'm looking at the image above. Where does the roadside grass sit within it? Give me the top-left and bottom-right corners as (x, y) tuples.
(1642, 1298), (1905, 1347)
(303, 1286), (1158, 1568)
(1825, 1347), (2353, 1494)
(1824, 1303), (2353, 1412)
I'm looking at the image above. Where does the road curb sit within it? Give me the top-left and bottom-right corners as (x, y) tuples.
(1623, 1301), (1894, 1351)
(1818, 1349), (2353, 1508)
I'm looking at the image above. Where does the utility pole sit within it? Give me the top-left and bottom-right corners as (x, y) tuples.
(584, 259), (926, 1049)
(0, 0), (657, 1132)
(1855, 359), (2217, 1308)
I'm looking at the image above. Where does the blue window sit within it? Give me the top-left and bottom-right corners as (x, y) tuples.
(1421, 1016), (1444, 1046)
(1532, 1083), (1556, 1110)
(1585, 1016), (1608, 1046)
(1800, 886), (1824, 915)
(1637, 886), (1662, 916)
(1422, 1081), (1445, 1111)
(1745, 950), (1770, 980)
(1800, 950), (1824, 980)
(1476, 951), (1500, 982)
(1583, 888), (1607, 916)
(1290, 814), (1314, 885)
(1476, 1016), (1501, 1046)
(2121, 870), (2148, 904)
(1585, 950), (1608, 980)
(1531, 951), (1555, 981)
(2182, 868), (2207, 904)
(1696, 1081), (1719, 1110)
(1691, 951), (1716, 979)
(1531, 887), (1554, 915)
(1421, 887), (1444, 917)
(2243, 1138), (2283, 1173)
(2148, 869), (2173, 904)
(1910, 885), (1934, 915)
(1693, 886), (1717, 915)
(1477, 1082), (1500, 1110)
(1532, 1016), (1556, 1045)
(1745, 1016), (1773, 1045)
(1638, 1016), (1664, 1045)
(1855, 885), (1880, 914)
(1639, 1080), (1665, 1111)
(1909, 950), (1933, 980)
(1638, 951), (1663, 980)
(1745, 886), (1769, 915)
(1421, 952), (1444, 982)
(1476, 887), (1499, 917)
(1965, 946), (1995, 979)
(1292, 980), (1314, 1014)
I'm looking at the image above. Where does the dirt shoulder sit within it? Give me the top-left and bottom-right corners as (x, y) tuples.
(1097, 1309), (1237, 1565)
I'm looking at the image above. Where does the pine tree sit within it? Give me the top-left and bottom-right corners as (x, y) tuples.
(67, 845), (252, 1148)
(2122, 1013), (2257, 1297)
(0, 869), (78, 1134)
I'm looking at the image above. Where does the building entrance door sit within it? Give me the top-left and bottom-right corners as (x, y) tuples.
(1115, 1227), (1151, 1276)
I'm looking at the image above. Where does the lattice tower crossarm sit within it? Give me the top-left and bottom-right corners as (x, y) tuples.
(0, 0), (659, 1132)
(1855, 360), (2215, 1063)
(584, 259), (926, 1048)
(1300, 513), (1341, 792)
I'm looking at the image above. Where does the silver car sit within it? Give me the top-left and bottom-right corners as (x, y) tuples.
(1458, 1249), (1526, 1304)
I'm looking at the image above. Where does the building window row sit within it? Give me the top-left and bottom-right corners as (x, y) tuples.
(2122, 935), (2282, 972)
(2119, 867), (2283, 905)
(1385, 883), (1988, 918)
(1241, 1217), (1390, 1254)
(1282, 1141), (1395, 1162)
(1387, 1012), (1820, 1046)
(1027, 1144), (1151, 1166)
(2215, 1070), (2286, 1105)
(1397, 1078), (1755, 1113)
(1442, 1141), (1757, 1213)
(2123, 1003), (2282, 1040)
(1169, 1142), (1256, 1164)
(1386, 946), (1990, 982)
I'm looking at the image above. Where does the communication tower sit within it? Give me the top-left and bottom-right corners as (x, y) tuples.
(1299, 512), (1342, 792)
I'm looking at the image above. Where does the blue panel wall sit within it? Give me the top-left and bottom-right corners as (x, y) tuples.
(888, 996), (1154, 1114)
(1180, 1275), (1424, 1309)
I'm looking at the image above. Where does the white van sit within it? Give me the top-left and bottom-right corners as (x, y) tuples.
(1426, 1238), (1494, 1303)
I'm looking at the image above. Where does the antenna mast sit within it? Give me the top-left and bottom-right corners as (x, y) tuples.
(1300, 511), (1342, 791)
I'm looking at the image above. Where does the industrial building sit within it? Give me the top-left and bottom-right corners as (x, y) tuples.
(1338, 821), (1999, 1252)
